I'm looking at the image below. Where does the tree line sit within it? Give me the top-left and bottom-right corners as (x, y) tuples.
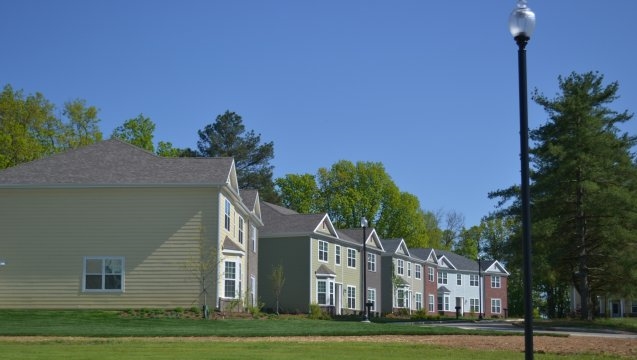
(2, 70), (636, 320)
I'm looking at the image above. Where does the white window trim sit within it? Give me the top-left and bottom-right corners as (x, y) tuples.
(428, 294), (435, 312)
(367, 288), (376, 311)
(82, 256), (125, 292)
(491, 275), (501, 288)
(407, 262), (412, 278)
(415, 264), (422, 280)
(224, 198), (231, 231)
(457, 273), (462, 286)
(238, 216), (244, 244)
(347, 285), (357, 309)
(335, 245), (341, 266)
(367, 253), (376, 272)
(428, 266), (434, 282)
(223, 260), (239, 299)
(251, 225), (257, 252)
(491, 298), (502, 314)
(397, 259), (404, 275)
(347, 248), (356, 269)
(415, 292), (423, 310)
(318, 240), (328, 263)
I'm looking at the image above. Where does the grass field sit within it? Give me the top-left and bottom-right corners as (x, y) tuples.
(0, 310), (634, 359)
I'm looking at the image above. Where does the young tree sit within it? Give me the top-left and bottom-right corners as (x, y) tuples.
(111, 114), (156, 152)
(270, 264), (285, 315)
(197, 111), (277, 201)
(184, 225), (221, 319)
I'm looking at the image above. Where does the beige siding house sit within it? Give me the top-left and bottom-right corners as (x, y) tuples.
(0, 139), (262, 310)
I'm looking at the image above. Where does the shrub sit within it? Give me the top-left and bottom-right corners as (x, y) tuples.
(308, 303), (330, 320)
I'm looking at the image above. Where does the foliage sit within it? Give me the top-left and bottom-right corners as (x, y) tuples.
(490, 71), (637, 320)
(0, 85), (102, 169)
(183, 224), (221, 316)
(111, 114), (156, 152)
(308, 303), (331, 320)
(196, 111), (277, 202)
(276, 160), (436, 248)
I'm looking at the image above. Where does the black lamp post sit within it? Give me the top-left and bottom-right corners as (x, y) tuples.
(477, 255), (483, 320)
(509, 1), (535, 359)
(361, 217), (370, 322)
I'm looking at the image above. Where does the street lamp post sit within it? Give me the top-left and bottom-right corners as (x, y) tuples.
(477, 255), (483, 320)
(361, 217), (370, 322)
(509, 1), (535, 359)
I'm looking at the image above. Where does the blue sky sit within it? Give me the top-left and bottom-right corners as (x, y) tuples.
(2, 1), (636, 227)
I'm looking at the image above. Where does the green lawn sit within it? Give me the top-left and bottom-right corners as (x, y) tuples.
(0, 310), (481, 337)
(0, 310), (633, 359)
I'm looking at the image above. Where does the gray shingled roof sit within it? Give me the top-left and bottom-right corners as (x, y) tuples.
(410, 248), (435, 262)
(337, 228), (367, 244)
(435, 249), (480, 271)
(260, 202), (328, 236)
(0, 139), (234, 186)
(380, 239), (404, 255)
(240, 189), (258, 210)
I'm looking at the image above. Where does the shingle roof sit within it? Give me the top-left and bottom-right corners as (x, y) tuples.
(240, 189), (258, 210)
(0, 139), (234, 186)
(337, 228), (367, 244)
(435, 249), (479, 271)
(410, 248), (435, 262)
(260, 202), (327, 236)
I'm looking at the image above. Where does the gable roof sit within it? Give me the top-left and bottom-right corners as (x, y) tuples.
(338, 228), (384, 252)
(240, 189), (262, 221)
(260, 201), (336, 238)
(410, 248), (436, 263)
(435, 249), (479, 272)
(380, 238), (411, 258)
(0, 139), (235, 187)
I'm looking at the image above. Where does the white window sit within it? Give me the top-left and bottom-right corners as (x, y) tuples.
(470, 274), (479, 286)
(83, 257), (124, 291)
(347, 285), (356, 309)
(224, 261), (237, 298)
(491, 275), (501, 288)
(250, 275), (256, 306)
(367, 288), (376, 311)
(316, 279), (334, 306)
(251, 225), (257, 252)
(238, 216), (244, 244)
(367, 253), (376, 272)
(457, 273), (462, 286)
(438, 271), (447, 284)
(415, 293), (423, 310)
(396, 289), (406, 308)
(224, 198), (231, 231)
(428, 266), (434, 282)
(335, 245), (341, 265)
(470, 298), (480, 313)
(428, 294), (435, 312)
(407, 262), (412, 277)
(318, 240), (328, 262)
(347, 248), (356, 268)
(438, 295), (450, 311)
(397, 259), (404, 275)
(415, 264), (422, 279)
(491, 298), (502, 314)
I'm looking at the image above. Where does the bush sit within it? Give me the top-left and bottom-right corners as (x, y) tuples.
(308, 303), (330, 320)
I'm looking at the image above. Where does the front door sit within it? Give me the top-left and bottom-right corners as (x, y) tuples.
(335, 283), (342, 315)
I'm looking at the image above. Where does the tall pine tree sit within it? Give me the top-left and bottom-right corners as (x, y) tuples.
(531, 71), (637, 320)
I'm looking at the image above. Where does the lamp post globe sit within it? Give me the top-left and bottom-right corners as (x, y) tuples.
(509, 0), (536, 40)
(509, 1), (535, 359)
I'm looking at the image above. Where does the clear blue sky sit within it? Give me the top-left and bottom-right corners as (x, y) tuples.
(2, 1), (636, 227)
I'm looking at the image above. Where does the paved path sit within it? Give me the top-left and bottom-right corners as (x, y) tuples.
(420, 320), (637, 339)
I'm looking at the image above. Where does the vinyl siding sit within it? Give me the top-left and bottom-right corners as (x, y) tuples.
(0, 187), (220, 309)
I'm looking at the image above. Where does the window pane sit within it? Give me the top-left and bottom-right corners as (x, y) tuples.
(86, 259), (102, 274)
(105, 275), (121, 289)
(105, 259), (122, 274)
(85, 275), (102, 289)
